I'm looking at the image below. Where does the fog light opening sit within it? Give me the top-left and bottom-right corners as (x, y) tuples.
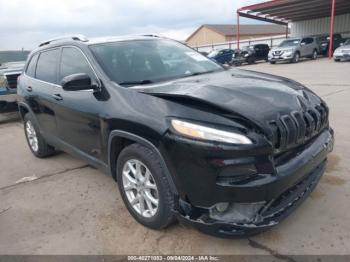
(215, 202), (230, 213)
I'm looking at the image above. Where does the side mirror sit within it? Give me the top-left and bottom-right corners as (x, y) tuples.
(62, 73), (95, 91)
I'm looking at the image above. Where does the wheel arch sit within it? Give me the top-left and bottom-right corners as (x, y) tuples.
(18, 102), (41, 129)
(108, 130), (178, 195)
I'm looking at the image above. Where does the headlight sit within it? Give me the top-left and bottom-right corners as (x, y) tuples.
(244, 53), (249, 57)
(0, 75), (8, 88)
(171, 119), (252, 145)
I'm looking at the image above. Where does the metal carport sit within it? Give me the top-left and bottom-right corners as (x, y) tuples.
(237, 0), (350, 58)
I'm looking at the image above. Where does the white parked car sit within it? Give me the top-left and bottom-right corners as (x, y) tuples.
(334, 39), (350, 62)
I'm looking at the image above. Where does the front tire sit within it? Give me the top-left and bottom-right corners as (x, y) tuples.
(270, 61), (276, 64)
(334, 58), (340, 62)
(312, 49), (318, 60)
(247, 56), (255, 65)
(23, 114), (56, 158)
(116, 143), (175, 230)
(292, 52), (300, 63)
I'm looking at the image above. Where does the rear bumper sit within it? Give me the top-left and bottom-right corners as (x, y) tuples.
(164, 129), (334, 237)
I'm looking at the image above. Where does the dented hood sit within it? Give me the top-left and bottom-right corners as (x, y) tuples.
(134, 69), (322, 130)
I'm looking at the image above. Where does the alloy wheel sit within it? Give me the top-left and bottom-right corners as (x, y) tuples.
(122, 159), (159, 218)
(26, 120), (39, 152)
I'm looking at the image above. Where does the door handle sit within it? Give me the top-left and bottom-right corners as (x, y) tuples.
(52, 94), (63, 101)
(26, 86), (33, 92)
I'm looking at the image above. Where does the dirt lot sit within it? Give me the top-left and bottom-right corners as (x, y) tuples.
(0, 58), (349, 257)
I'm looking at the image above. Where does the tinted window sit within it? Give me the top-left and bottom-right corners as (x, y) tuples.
(36, 49), (60, 83)
(26, 54), (39, 78)
(60, 47), (95, 82)
(307, 38), (314, 44)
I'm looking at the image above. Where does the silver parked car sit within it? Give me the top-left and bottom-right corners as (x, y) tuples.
(268, 37), (319, 64)
(334, 39), (350, 62)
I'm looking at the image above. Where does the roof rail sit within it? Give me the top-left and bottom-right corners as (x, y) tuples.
(39, 34), (88, 47)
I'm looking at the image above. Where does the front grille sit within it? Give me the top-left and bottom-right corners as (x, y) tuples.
(273, 50), (283, 56)
(5, 74), (20, 89)
(269, 103), (329, 152)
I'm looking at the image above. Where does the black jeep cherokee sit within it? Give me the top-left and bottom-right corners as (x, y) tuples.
(17, 35), (334, 237)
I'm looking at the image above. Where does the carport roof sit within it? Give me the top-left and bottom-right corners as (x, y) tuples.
(238, 0), (350, 25)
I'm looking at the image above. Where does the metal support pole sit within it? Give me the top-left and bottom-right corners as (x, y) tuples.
(329, 0), (336, 58)
(237, 12), (240, 49)
(286, 24), (289, 38)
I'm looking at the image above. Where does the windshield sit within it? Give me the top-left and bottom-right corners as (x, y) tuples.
(344, 39), (350, 45)
(242, 46), (254, 51)
(278, 39), (300, 47)
(90, 39), (223, 86)
(0, 51), (30, 65)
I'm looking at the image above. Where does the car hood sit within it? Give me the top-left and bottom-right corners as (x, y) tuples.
(271, 46), (296, 52)
(335, 45), (350, 52)
(135, 69), (323, 132)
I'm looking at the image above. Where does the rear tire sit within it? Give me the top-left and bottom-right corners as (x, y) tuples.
(312, 49), (318, 60)
(116, 143), (175, 230)
(23, 113), (56, 158)
(270, 61), (276, 64)
(334, 58), (340, 62)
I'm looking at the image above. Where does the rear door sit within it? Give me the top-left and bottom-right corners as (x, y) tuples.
(23, 49), (61, 140)
(54, 46), (103, 160)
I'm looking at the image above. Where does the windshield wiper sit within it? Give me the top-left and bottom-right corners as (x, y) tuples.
(118, 80), (154, 86)
(184, 70), (220, 78)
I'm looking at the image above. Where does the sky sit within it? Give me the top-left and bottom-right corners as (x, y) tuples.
(0, 0), (263, 50)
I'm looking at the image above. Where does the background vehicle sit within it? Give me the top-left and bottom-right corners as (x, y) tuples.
(334, 38), (350, 62)
(231, 44), (270, 66)
(0, 51), (30, 113)
(317, 33), (344, 56)
(17, 35), (333, 237)
(208, 48), (234, 64)
(268, 37), (319, 64)
(199, 51), (209, 56)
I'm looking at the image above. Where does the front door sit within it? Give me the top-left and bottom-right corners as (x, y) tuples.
(54, 46), (103, 160)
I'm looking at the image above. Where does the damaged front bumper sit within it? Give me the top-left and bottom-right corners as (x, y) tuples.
(164, 129), (334, 237)
(177, 161), (326, 237)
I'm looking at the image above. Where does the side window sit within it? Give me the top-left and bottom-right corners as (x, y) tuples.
(301, 38), (307, 44)
(307, 38), (314, 44)
(36, 49), (60, 84)
(26, 53), (39, 78)
(60, 47), (95, 83)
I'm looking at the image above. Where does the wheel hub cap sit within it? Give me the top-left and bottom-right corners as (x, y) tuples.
(122, 159), (159, 218)
(26, 120), (39, 152)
